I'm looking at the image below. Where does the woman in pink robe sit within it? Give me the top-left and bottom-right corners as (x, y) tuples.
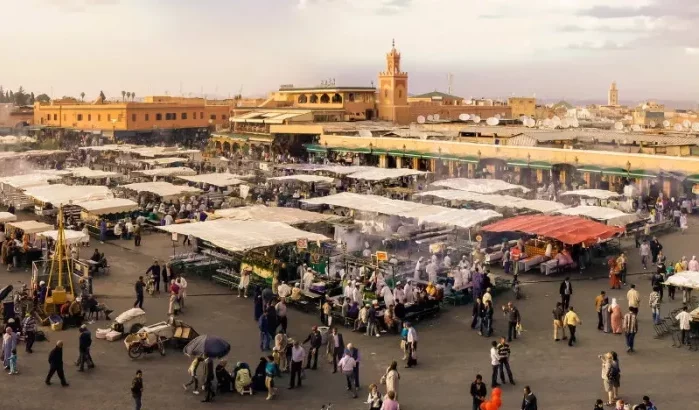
(609, 298), (622, 334)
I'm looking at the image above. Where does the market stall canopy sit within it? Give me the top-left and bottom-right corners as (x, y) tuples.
(664, 271), (699, 290)
(0, 173), (63, 189)
(431, 178), (531, 194)
(75, 198), (139, 215)
(157, 220), (328, 253)
(267, 175), (334, 184)
(559, 189), (621, 200)
(135, 167), (197, 177)
(141, 157), (189, 166)
(38, 229), (89, 245)
(6, 220), (53, 234)
(176, 173), (245, 188)
(0, 212), (17, 223)
(415, 189), (567, 213)
(302, 192), (501, 229)
(66, 167), (120, 179)
(313, 165), (375, 175)
(23, 184), (112, 205)
(345, 168), (428, 181)
(481, 215), (624, 245)
(120, 181), (201, 198)
(556, 206), (632, 221)
(35, 169), (73, 177)
(214, 205), (341, 225)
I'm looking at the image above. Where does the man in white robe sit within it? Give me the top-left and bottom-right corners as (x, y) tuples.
(414, 257), (424, 280)
(302, 268), (315, 291)
(404, 281), (415, 304)
(393, 282), (405, 303)
(381, 285), (394, 307)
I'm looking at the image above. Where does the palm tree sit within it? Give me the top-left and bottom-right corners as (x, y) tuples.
(121, 90), (126, 102)
(131, 92), (136, 101)
(80, 92), (85, 102)
(126, 92), (131, 101)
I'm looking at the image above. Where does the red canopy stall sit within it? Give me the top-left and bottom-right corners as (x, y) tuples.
(481, 215), (624, 245)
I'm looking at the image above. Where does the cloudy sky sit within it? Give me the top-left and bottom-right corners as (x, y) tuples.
(1, 0), (698, 104)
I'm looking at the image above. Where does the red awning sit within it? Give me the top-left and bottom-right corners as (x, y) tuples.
(481, 215), (624, 245)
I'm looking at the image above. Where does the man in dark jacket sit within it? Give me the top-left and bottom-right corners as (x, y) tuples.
(521, 385), (538, 410)
(46, 340), (69, 386)
(145, 260), (161, 293)
(470, 374), (487, 410)
(131, 370), (143, 410)
(258, 312), (271, 351)
(329, 327), (344, 373)
(559, 277), (573, 310)
(77, 325), (94, 371)
(202, 357), (215, 402)
(649, 237), (662, 263)
(134, 276), (145, 309)
(302, 326), (323, 370)
(266, 303), (278, 338)
(503, 302), (521, 342)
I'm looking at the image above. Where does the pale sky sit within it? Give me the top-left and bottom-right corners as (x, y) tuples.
(1, 0), (698, 104)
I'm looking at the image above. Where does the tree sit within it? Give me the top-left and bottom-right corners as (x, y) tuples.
(29, 92), (35, 104)
(99, 91), (106, 103)
(36, 94), (51, 103)
(131, 92), (136, 101)
(13, 86), (28, 106)
(126, 92), (131, 101)
(80, 92), (85, 102)
(0, 86), (4, 103)
(121, 90), (126, 102)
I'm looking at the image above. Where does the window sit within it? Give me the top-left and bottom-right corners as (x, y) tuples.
(210, 114), (217, 120)
(156, 113), (162, 121)
(131, 114), (137, 121)
(53, 114), (57, 121)
(46, 114), (51, 120)
(193, 112), (196, 119)
(107, 114), (111, 121)
(77, 114), (83, 121)
(181, 113), (187, 120)
(348, 93), (355, 102)
(222, 115), (227, 120)
(200, 112), (204, 119)
(298, 95), (308, 104)
(331, 93), (342, 103)
(398, 90), (402, 98)
(88, 114), (91, 121)
(384, 89), (388, 98)
(320, 93), (330, 104)
(309, 95), (318, 104)
(145, 113), (149, 121)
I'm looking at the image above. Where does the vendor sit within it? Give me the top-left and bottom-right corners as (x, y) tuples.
(380, 284), (394, 307)
(290, 283), (302, 301)
(404, 280), (415, 304)
(302, 268), (315, 291)
(414, 257), (424, 281)
(362, 242), (371, 258)
(277, 281), (291, 299)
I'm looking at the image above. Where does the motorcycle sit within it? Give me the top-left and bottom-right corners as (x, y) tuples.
(127, 333), (166, 359)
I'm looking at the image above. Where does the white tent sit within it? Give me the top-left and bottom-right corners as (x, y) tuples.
(135, 167), (197, 177)
(23, 184), (112, 205)
(120, 181), (201, 198)
(556, 206), (627, 220)
(141, 157), (189, 166)
(7, 220), (53, 234)
(177, 173), (245, 187)
(415, 190), (567, 213)
(313, 165), (375, 175)
(268, 175), (334, 184)
(157, 220), (328, 253)
(66, 167), (120, 179)
(0, 212), (17, 223)
(38, 229), (89, 245)
(214, 205), (341, 225)
(346, 168), (427, 181)
(559, 189), (621, 200)
(430, 178), (531, 194)
(664, 271), (699, 289)
(0, 173), (63, 189)
(76, 198), (139, 215)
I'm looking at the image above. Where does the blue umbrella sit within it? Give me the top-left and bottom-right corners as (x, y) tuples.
(183, 335), (230, 358)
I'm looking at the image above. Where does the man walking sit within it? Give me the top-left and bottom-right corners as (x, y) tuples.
(22, 313), (36, 353)
(497, 337), (515, 385)
(302, 326), (322, 370)
(77, 325), (94, 371)
(131, 370), (143, 410)
(627, 284), (640, 313)
(46, 340), (69, 386)
(133, 223), (142, 247)
(275, 298), (288, 334)
(347, 343), (360, 389)
(489, 341), (500, 388)
(552, 302), (567, 342)
(675, 306), (692, 345)
(406, 322), (418, 368)
(337, 349), (358, 398)
(145, 260), (161, 293)
(563, 306), (582, 347)
(470, 374), (487, 410)
(202, 356), (215, 402)
(617, 253), (627, 285)
(258, 311), (271, 351)
(521, 386), (538, 410)
(649, 287), (661, 325)
(503, 302), (521, 342)
(288, 340), (305, 389)
(595, 291), (607, 330)
(640, 241), (651, 270)
(329, 327), (344, 373)
(559, 277), (573, 310)
(134, 276), (145, 310)
(622, 308), (638, 353)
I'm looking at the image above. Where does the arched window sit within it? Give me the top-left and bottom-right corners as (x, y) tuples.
(309, 95), (318, 103)
(384, 89), (389, 98)
(398, 90), (402, 99)
(332, 93), (342, 103)
(298, 94), (308, 104)
(320, 94), (330, 104)
(348, 93), (355, 102)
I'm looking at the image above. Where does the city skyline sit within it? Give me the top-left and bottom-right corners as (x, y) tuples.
(1, 0), (698, 104)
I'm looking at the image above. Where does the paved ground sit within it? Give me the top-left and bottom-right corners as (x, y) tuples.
(1, 214), (699, 410)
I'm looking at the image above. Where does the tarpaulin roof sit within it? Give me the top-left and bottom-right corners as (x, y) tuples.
(0, 173), (63, 189)
(345, 168), (427, 181)
(177, 173), (245, 187)
(214, 205), (341, 225)
(6, 220), (54, 234)
(75, 198), (139, 215)
(120, 181), (201, 198)
(416, 189), (567, 213)
(135, 167), (197, 177)
(268, 175), (334, 184)
(481, 214), (624, 244)
(559, 189), (621, 200)
(431, 178), (531, 194)
(38, 230), (89, 245)
(0, 212), (17, 223)
(665, 271), (699, 290)
(66, 167), (120, 179)
(23, 184), (112, 205)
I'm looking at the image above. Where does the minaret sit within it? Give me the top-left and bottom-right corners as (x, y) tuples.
(608, 81), (619, 106)
(377, 39), (410, 124)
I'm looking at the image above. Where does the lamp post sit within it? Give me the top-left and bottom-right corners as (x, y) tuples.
(110, 118), (117, 141)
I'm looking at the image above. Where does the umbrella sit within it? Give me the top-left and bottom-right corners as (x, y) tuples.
(183, 335), (230, 358)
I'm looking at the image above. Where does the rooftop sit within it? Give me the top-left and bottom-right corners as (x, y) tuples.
(410, 91), (463, 100)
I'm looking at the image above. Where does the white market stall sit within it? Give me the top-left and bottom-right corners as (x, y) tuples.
(556, 206), (640, 227)
(268, 175), (335, 184)
(346, 168), (428, 181)
(120, 181), (201, 200)
(0, 212), (17, 223)
(23, 184), (113, 206)
(141, 157), (189, 167)
(415, 189), (567, 213)
(0, 173), (63, 189)
(664, 271), (699, 289)
(38, 229), (89, 246)
(431, 178), (531, 194)
(176, 173), (246, 188)
(75, 198), (139, 216)
(214, 205), (341, 225)
(6, 220), (53, 235)
(66, 167), (121, 179)
(134, 167), (197, 178)
(559, 189), (621, 201)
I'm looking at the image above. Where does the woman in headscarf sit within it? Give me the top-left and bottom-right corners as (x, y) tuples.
(609, 298), (622, 334)
(601, 296), (611, 333)
(689, 256), (699, 272)
(234, 362), (252, 394)
(2, 327), (17, 368)
(383, 360), (400, 400)
(252, 357), (267, 391)
(215, 360), (234, 393)
(253, 286), (263, 322)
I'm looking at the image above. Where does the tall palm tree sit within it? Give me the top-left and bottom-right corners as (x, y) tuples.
(131, 92), (136, 101)
(80, 92), (85, 102)
(121, 90), (126, 102)
(126, 92), (131, 101)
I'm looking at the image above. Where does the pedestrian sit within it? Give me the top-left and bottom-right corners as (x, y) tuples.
(175, 274), (188, 308)
(593, 399), (605, 409)
(77, 325), (94, 371)
(337, 349), (357, 398)
(347, 342), (360, 389)
(470, 374), (487, 410)
(264, 355), (279, 400)
(202, 356), (215, 402)
(651, 268), (664, 301)
(552, 302), (567, 342)
(471, 297), (484, 330)
(521, 385), (538, 410)
(497, 337), (515, 385)
(182, 356), (202, 395)
(366, 300), (381, 338)
(145, 260), (161, 293)
(288, 340), (305, 389)
(602, 296), (612, 333)
(134, 276), (145, 309)
(642, 395), (657, 410)
(258, 311), (271, 351)
(622, 309), (638, 353)
(7, 348), (17, 375)
(563, 306), (582, 347)
(626, 284), (640, 313)
(675, 305), (692, 345)
(594, 291), (607, 331)
(302, 326), (321, 370)
(649, 287), (661, 325)
(367, 383), (383, 410)
(502, 302), (521, 342)
(329, 327), (344, 373)
(45, 340), (69, 386)
(131, 370), (143, 410)
(559, 277), (573, 310)
(482, 300), (494, 337)
(640, 241), (650, 270)
(161, 262), (169, 290)
(381, 390), (400, 410)
(2, 327), (17, 369)
(275, 298), (288, 334)
(382, 360), (400, 400)
(21, 313), (36, 353)
(649, 236), (662, 263)
(238, 266), (251, 298)
(273, 330), (288, 373)
(405, 322), (418, 368)
(489, 341), (500, 388)
(133, 223), (142, 247)
(617, 253), (627, 285)
(600, 353), (619, 406)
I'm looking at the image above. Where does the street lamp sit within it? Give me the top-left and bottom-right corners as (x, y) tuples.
(110, 118), (117, 140)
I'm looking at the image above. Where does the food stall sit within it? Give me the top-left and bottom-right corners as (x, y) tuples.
(64, 167), (121, 186)
(6, 220), (54, 268)
(0, 173), (65, 210)
(556, 205), (643, 228)
(22, 183), (113, 220)
(176, 173), (247, 207)
(76, 197), (140, 227)
(415, 189), (567, 216)
(119, 181), (201, 201)
(430, 178), (531, 195)
(132, 167), (197, 182)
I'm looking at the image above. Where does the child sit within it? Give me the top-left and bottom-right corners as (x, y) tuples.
(7, 348), (17, 375)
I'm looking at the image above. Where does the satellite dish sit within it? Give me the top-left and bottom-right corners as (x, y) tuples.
(673, 123), (683, 131)
(520, 115), (527, 122)
(495, 114), (501, 119)
(614, 121), (623, 131)
(631, 124), (641, 132)
(433, 114), (440, 121)
(472, 116), (481, 124)
(692, 123), (699, 132)
(552, 117), (562, 127)
(486, 117), (499, 126)
(426, 115), (434, 121)
(543, 118), (553, 128)
(662, 120), (670, 128)
(649, 121), (656, 128)
(682, 119), (691, 128)
(417, 115), (425, 124)
(560, 118), (570, 128)
(458, 113), (468, 121)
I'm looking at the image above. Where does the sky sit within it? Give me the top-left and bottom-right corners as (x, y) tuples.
(1, 0), (698, 104)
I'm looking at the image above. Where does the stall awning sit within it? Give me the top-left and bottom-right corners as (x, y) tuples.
(303, 144), (328, 153)
(576, 166), (603, 173)
(601, 167), (628, 177)
(23, 184), (112, 205)
(431, 178), (531, 194)
(688, 174), (699, 183)
(176, 173), (245, 188)
(506, 160), (551, 170)
(214, 205), (341, 225)
(38, 230), (89, 245)
(627, 169), (657, 179)
(481, 215), (624, 245)
(120, 182), (201, 199)
(6, 220), (54, 234)
(135, 167), (197, 177)
(559, 189), (621, 200)
(75, 198), (139, 215)
(332, 147), (371, 154)
(345, 168), (428, 181)
(268, 175), (334, 184)
(66, 167), (120, 179)
(416, 190), (566, 213)
(0, 212), (17, 223)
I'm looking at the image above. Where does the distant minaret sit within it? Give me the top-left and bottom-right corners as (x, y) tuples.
(608, 81), (619, 106)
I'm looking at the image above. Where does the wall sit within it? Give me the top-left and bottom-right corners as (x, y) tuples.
(507, 98), (536, 118)
(408, 104), (511, 121)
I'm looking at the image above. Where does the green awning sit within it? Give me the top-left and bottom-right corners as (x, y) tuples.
(440, 155), (479, 163)
(687, 174), (699, 183)
(577, 165), (603, 173)
(386, 150), (423, 158)
(627, 169), (657, 178)
(372, 148), (389, 155)
(332, 147), (371, 154)
(601, 167), (627, 177)
(304, 144), (328, 153)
